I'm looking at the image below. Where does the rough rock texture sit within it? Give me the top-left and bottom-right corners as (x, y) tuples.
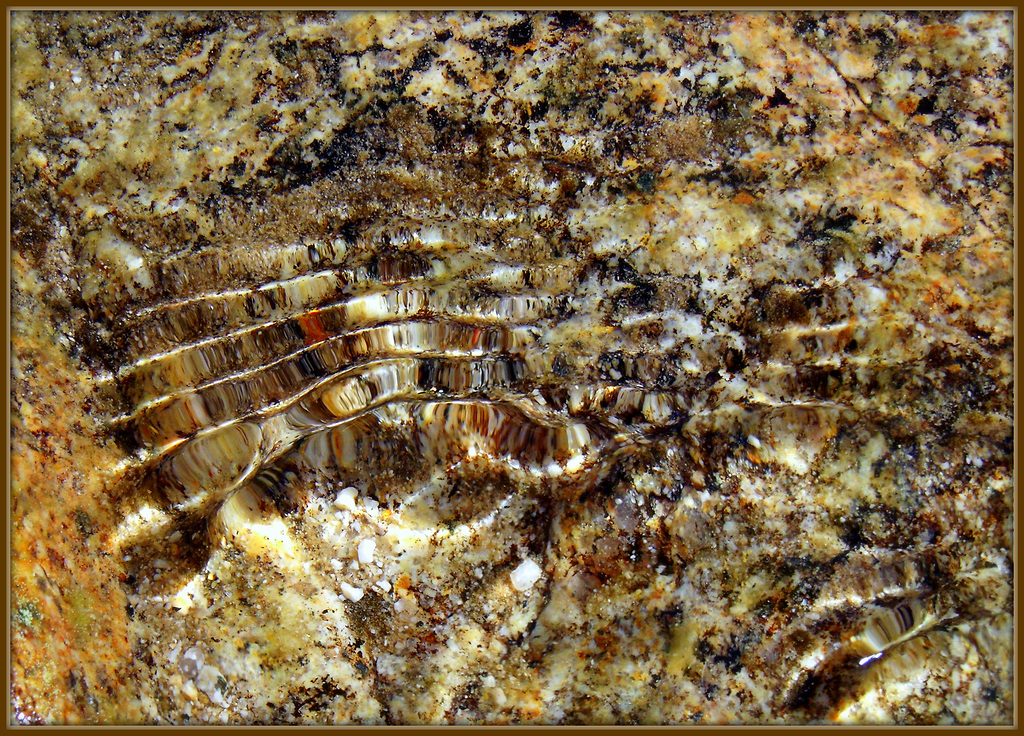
(11, 11), (1013, 725)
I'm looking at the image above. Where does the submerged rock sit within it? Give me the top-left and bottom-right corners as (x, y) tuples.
(10, 10), (1013, 725)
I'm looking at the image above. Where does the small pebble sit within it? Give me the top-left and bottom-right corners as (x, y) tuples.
(341, 582), (364, 602)
(179, 646), (204, 680)
(334, 486), (358, 511)
(357, 538), (376, 564)
(510, 559), (542, 592)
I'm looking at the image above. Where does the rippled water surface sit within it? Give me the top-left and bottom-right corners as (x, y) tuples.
(10, 10), (1013, 724)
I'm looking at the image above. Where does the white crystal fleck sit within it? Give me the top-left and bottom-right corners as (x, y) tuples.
(510, 559), (543, 592)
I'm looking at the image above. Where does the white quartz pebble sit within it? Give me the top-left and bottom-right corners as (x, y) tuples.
(340, 582), (364, 602)
(334, 486), (358, 511)
(357, 538), (376, 564)
(510, 559), (542, 592)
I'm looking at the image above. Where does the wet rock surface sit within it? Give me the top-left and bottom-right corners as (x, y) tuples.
(11, 11), (1013, 724)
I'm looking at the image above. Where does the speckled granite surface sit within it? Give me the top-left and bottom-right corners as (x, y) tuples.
(10, 11), (1013, 725)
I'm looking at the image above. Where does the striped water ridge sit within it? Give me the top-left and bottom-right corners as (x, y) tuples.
(89, 197), (964, 556)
